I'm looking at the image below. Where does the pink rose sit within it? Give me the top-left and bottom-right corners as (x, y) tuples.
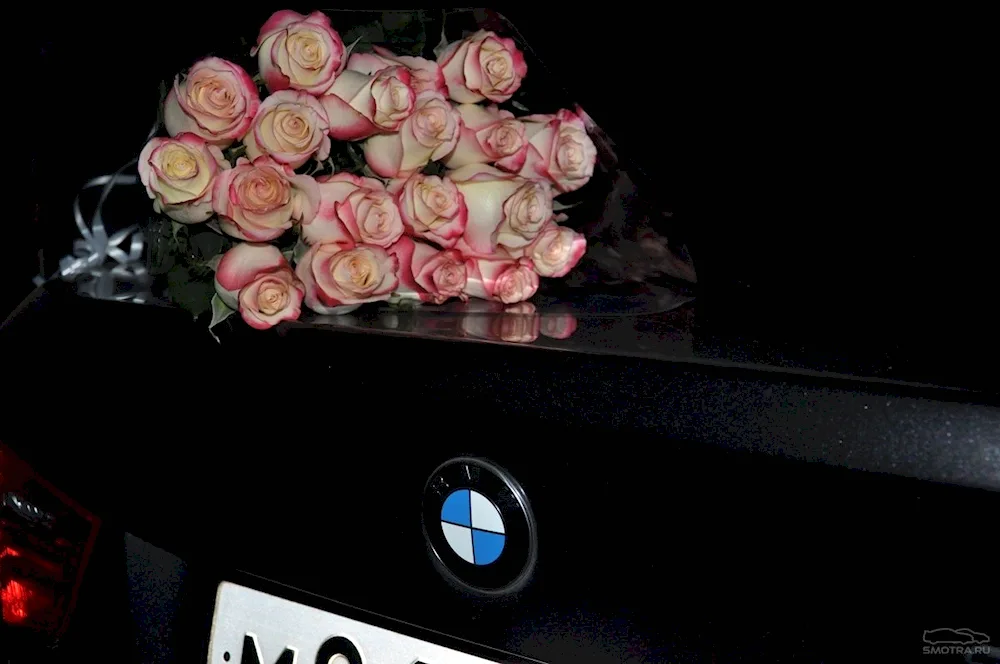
(442, 104), (527, 172)
(253, 10), (345, 95)
(464, 256), (539, 304)
(449, 164), (553, 254)
(388, 173), (467, 248)
(319, 66), (416, 141)
(519, 222), (587, 278)
(296, 240), (399, 315)
(437, 30), (527, 103)
(363, 91), (461, 178)
(540, 314), (578, 340)
(138, 133), (228, 224)
(347, 45), (446, 95)
(390, 236), (467, 305)
(244, 90), (331, 169)
(517, 109), (597, 193)
(214, 243), (304, 330)
(164, 57), (260, 147)
(303, 173), (404, 248)
(211, 155), (320, 242)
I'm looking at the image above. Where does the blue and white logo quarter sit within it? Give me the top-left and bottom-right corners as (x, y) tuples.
(439, 488), (506, 565)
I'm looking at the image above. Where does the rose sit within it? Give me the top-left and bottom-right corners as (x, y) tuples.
(449, 164), (553, 253)
(437, 30), (527, 103)
(442, 104), (527, 172)
(212, 155), (320, 241)
(138, 133), (228, 224)
(388, 173), (467, 248)
(347, 45), (446, 95)
(517, 109), (597, 193)
(301, 173), (403, 249)
(164, 57), (260, 147)
(363, 91), (461, 178)
(319, 67), (416, 141)
(243, 90), (331, 169)
(254, 10), (345, 95)
(463, 256), (538, 304)
(520, 222), (587, 278)
(461, 303), (541, 343)
(296, 240), (399, 315)
(390, 236), (467, 304)
(540, 314), (578, 339)
(214, 243), (304, 330)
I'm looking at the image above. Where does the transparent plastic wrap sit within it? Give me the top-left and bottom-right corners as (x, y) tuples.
(56, 9), (696, 349)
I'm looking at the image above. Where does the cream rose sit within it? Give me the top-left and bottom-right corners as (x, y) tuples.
(211, 155), (320, 241)
(164, 57), (260, 147)
(347, 45), (446, 95)
(520, 222), (587, 278)
(296, 240), (399, 315)
(138, 133), (228, 224)
(388, 173), (467, 249)
(443, 104), (527, 172)
(214, 243), (304, 330)
(463, 256), (539, 304)
(390, 236), (467, 304)
(319, 66), (416, 141)
(363, 91), (461, 179)
(244, 90), (331, 169)
(437, 30), (527, 103)
(518, 109), (598, 193)
(254, 10), (345, 95)
(302, 173), (403, 248)
(449, 164), (553, 254)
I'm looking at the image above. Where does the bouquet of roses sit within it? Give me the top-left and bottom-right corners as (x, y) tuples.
(138, 10), (596, 331)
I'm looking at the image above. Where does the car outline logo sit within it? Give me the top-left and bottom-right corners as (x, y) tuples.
(922, 628), (991, 645)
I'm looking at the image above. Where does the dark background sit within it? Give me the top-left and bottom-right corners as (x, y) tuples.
(15, 7), (994, 387)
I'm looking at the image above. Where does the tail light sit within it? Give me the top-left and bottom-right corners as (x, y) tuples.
(0, 443), (100, 637)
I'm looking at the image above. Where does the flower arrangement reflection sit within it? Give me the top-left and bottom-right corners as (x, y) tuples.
(139, 10), (598, 331)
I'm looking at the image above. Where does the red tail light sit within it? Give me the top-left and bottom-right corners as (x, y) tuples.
(0, 444), (100, 637)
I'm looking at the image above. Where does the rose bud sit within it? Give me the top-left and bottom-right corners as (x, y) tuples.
(138, 133), (228, 224)
(390, 236), (467, 304)
(442, 104), (527, 172)
(164, 57), (260, 147)
(347, 45), (446, 95)
(517, 109), (598, 193)
(363, 91), (461, 179)
(449, 164), (553, 254)
(302, 173), (403, 248)
(463, 256), (539, 304)
(540, 314), (578, 339)
(387, 173), (467, 248)
(519, 222), (587, 278)
(214, 243), (304, 330)
(437, 30), (527, 103)
(296, 240), (399, 315)
(320, 66), (416, 141)
(254, 10), (345, 95)
(211, 155), (320, 242)
(243, 90), (331, 169)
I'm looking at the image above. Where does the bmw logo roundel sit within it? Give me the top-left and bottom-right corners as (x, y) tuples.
(423, 457), (537, 594)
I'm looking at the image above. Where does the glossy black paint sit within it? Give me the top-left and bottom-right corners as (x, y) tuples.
(2, 287), (998, 662)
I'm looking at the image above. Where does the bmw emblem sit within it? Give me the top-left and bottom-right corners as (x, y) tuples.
(422, 457), (537, 594)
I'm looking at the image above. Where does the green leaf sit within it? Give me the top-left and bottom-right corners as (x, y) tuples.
(206, 254), (223, 272)
(171, 221), (184, 242)
(167, 265), (214, 318)
(291, 237), (311, 264)
(382, 11), (427, 56)
(343, 35), (363, 60)
(205, 219), (224, 235)
(511, 100), (530, 113)
(189, 228), (226, 260)
(552, 200), (582, 212)
(209, 293), (237, 330)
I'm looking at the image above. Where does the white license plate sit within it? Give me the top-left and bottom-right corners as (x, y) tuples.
(208, 582), (503, 664)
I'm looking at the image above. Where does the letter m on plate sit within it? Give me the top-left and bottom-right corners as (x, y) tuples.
(242, 633), (298, 664)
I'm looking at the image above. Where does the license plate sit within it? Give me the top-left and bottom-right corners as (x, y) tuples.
(208, 582), (502, 664)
